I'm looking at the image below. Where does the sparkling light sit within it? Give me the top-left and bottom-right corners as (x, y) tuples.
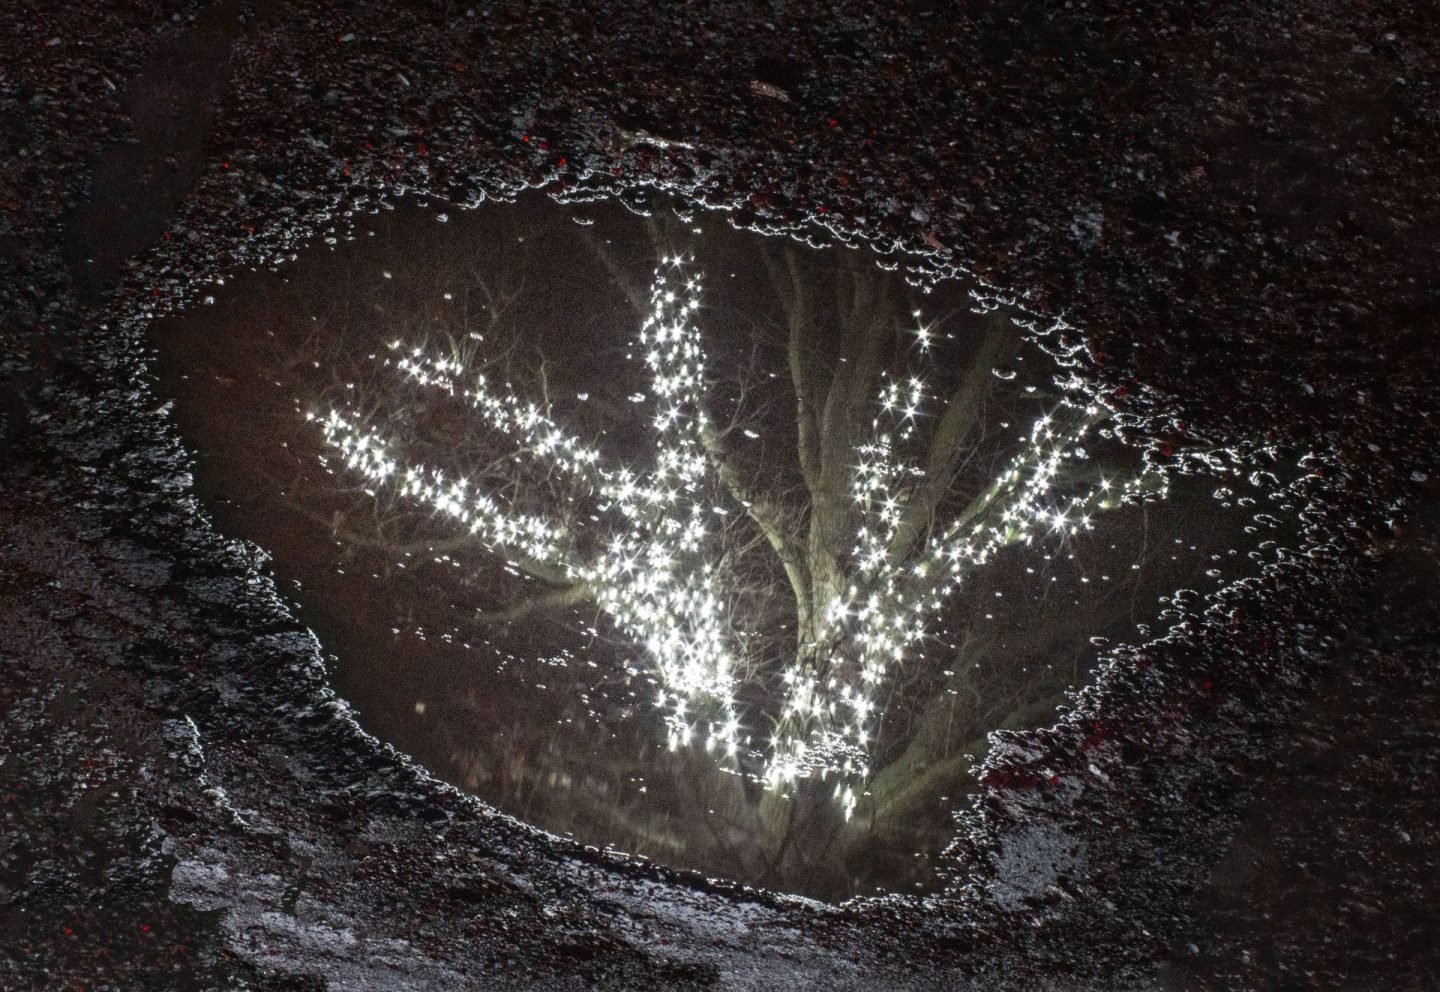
(315, 256), (1159, 814)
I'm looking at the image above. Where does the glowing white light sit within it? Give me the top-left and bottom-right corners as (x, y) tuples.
(316, 254), (1160, 805)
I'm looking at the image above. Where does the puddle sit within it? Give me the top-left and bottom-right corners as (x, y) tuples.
(150, 192), (1304, 900)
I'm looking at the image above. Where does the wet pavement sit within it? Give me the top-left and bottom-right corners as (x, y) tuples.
(145, 193), (1311, 902)
(2, 1), (1438, 989)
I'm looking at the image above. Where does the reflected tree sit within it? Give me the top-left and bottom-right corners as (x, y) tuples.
(310, 225), (1160, 893)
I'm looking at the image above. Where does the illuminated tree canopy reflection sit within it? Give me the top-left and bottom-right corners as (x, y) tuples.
(314, 249), (1162, 818)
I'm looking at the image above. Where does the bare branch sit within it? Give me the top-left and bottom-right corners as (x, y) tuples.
(764, 248), (822, 493)
(699, 420), (812, 621)
(888, 310), (1016, 560)
(473, 581), (593, 626)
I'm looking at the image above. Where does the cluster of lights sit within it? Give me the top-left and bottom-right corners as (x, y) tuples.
(315, 252), (1156, 817)
(317, 257), (743, 758)
(762, 393), (1162, 802)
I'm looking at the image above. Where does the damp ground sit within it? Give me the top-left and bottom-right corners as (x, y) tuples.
(150, 192), (1310, 900)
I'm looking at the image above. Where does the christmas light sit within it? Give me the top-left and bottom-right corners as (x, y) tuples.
(315, 256), (1159, 812)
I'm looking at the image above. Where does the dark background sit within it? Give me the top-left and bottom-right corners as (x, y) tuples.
(1, 1), (1436, 988)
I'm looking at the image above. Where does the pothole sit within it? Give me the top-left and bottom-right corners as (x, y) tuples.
(150, 191), (1305, 900)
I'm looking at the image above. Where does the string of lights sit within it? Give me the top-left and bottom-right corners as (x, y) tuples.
(315, 253), (1159, 815)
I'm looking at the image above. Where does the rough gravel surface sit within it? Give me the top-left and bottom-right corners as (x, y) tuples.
(2, 1), (1437, 989)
